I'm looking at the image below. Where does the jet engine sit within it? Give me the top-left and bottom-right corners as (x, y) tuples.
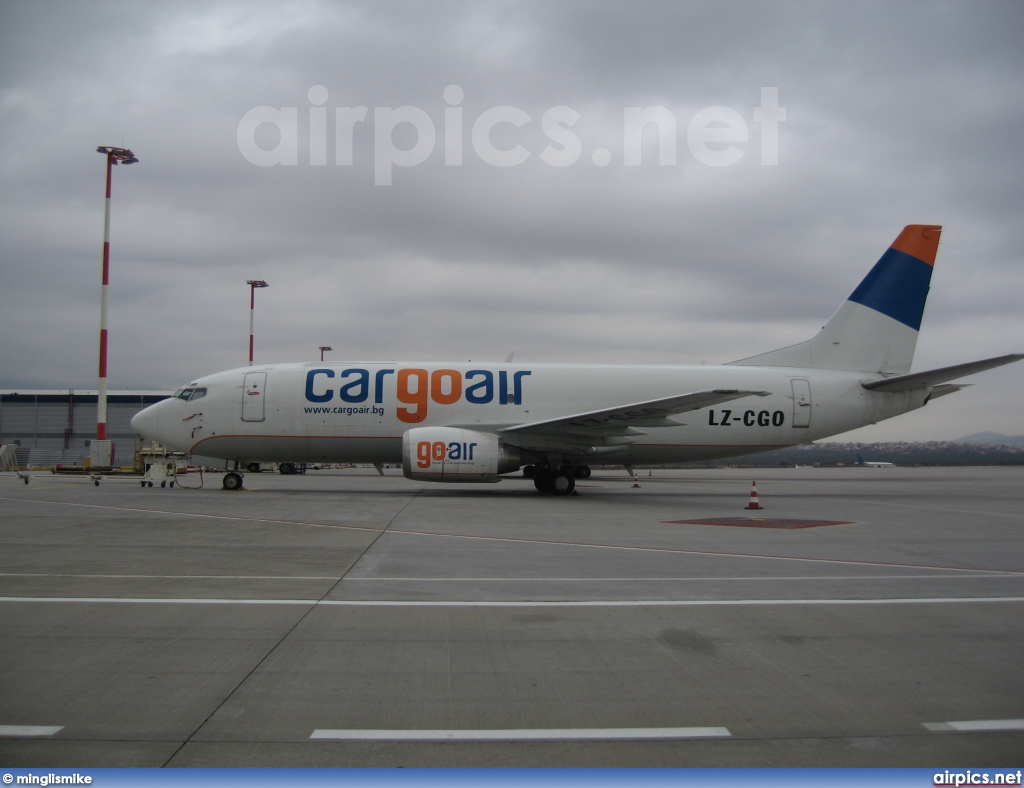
(402, 427), (522, 482)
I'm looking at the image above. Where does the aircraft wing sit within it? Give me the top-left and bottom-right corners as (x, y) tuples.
(862, 353), (1023, 392)
(498, 389), (770, 445)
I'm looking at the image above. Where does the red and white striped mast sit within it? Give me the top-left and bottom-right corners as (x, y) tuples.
(95, 146), (138, 447)
(247, 279), (269, 364)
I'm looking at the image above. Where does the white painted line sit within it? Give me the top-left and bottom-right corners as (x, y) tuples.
(0, 573), (339, 580)
(2, 596), (1022, 607)
(923, 719), (1024, 733)
(344, 574), (1017, 581)
(310, 727), (730, 741)
(0, 495), (384, 532)
(318, 597), (1024, 607)
(386, 529), (1024, 575)
(0, 597), (317, 605)
(5, 573), (1010, 582)
(4, 494), (1022, 576)
(0, 725), (63, 737)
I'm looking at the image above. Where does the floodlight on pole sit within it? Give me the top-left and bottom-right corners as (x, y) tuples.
(247, 279), (269, 364)
(320, 345), (332, 362)
(95, 146), (138, 445)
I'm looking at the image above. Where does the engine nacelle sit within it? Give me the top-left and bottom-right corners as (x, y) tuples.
(402, 427), (522, 483)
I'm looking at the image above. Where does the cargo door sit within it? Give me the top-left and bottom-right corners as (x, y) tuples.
(791, 378), (812, 428)
(241, 372), (267, 422)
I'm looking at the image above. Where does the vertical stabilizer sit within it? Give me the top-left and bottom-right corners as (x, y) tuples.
(730, 225), (941, 374)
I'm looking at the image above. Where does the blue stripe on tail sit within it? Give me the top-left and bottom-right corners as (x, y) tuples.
(847, 247), (933, 331)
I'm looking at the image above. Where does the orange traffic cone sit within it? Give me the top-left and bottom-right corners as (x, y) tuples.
(745, 480), (762, 510)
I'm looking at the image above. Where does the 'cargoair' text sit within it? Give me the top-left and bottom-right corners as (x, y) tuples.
(304, 368), (531, 423)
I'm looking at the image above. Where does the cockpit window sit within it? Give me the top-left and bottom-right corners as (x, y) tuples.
(173, 387), (207, 401)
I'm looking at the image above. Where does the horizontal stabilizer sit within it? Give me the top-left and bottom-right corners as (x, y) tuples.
(862, 354), (1024, 392)
(500, 389), (770, 436)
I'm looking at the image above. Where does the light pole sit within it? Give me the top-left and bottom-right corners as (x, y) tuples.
(94, 146), (138, 466)
(319, 345), (332, 362)
(247, 279), (269, 364)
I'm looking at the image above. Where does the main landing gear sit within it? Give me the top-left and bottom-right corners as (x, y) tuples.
(524, 465), (591, 496)
(222, 471), (244, 491)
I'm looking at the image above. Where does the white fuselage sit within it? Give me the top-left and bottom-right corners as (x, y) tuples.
(133, 361), (923, 467)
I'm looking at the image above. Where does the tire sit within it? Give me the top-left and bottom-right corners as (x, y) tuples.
(223, 472), (244, 491)
(550, 471), (576, 496)
(573, 465), (591, 479)
(279, 463), (295, 475)
(533, 471), (553, 493)
(247, 463), (261, 473)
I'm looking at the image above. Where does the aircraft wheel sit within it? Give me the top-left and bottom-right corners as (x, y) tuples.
(279, 463), (295, 475)
(533, 471), (553, 493)
(550, 471), (576, 496)
(223, 472), (244, 491)
(573, 465), (591, 479)
(522, 465), (536, 478)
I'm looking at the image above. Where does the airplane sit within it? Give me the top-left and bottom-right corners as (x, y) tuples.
(856, 453), (896, 468)
(131, 225), (1022, 495)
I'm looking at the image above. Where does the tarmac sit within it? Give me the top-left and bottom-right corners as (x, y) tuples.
(1, 465), (1022, 767)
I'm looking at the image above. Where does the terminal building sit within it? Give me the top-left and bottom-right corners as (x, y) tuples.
(0, 390), (169, 469)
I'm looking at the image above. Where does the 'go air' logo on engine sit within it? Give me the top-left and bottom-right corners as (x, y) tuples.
(416, 439), (478, 469)
(304, 367), (532, 423)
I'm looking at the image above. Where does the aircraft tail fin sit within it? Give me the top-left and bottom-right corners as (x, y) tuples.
(730, 225), (942, 374)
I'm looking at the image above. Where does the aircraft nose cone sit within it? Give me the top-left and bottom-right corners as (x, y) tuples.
(131, 402), (163, 442)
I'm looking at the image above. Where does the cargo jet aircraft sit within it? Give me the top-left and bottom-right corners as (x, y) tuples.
(132, 225), (1022, 495)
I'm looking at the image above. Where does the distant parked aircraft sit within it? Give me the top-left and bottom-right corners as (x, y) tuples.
(132, 225), (1022, 495)
(856, 453), (895, 468)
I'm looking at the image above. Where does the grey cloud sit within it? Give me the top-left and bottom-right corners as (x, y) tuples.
(1, 0), (1022, 441)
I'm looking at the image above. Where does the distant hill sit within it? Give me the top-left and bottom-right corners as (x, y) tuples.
(953, 433), (1024, 448)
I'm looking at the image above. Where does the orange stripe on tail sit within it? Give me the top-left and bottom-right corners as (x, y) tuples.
(890, 224), (942, 266)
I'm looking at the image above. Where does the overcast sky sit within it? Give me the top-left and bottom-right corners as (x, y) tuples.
(1, 0), (1022, 442)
